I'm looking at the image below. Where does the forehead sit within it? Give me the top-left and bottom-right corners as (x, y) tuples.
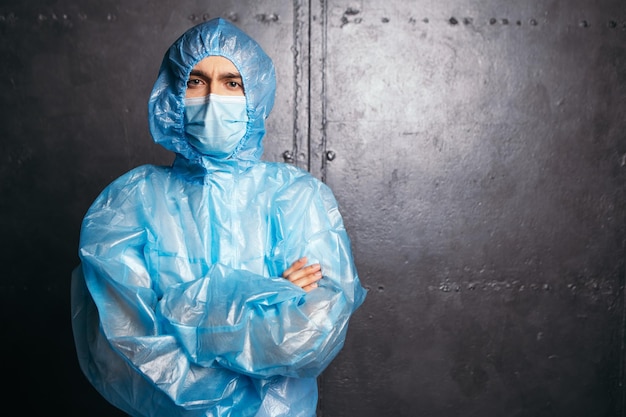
(192, 56), (240, 74)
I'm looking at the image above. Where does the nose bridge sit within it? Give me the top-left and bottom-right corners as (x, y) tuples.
(209, 77), (219, 95)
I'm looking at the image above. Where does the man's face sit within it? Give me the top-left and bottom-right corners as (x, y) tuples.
(186, 56), (244, 98)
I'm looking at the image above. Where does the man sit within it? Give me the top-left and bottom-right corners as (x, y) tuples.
(71, 17), (366, 417)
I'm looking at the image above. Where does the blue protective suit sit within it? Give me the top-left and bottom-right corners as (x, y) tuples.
(71, 18), (367, 417)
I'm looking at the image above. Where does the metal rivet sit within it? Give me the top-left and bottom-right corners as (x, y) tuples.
(326, 150), (336, 161)
(282, 150), (294, 163)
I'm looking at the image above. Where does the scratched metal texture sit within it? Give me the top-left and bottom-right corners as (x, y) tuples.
(1, 0), (625, 416)
(0, 1), (302, 415)
(316, 1), (626, 417)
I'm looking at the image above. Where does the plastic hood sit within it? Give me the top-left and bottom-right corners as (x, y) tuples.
(148, 18), (276, 167)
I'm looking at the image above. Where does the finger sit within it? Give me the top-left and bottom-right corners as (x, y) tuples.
(284, 263), (321, 283)
(290, 269), (322, 288)
(282, 257), (308, 278)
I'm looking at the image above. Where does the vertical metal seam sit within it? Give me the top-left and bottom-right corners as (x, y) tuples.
(319, 0), (328, 183)
(292, 0), (301, 169)
(306, 0), (312, 172)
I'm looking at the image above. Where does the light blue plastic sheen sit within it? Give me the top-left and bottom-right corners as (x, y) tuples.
(71, 17), (367, 417)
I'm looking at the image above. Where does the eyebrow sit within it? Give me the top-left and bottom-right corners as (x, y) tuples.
(189, 69), (242, 81)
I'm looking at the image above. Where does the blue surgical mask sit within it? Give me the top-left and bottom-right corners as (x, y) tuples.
(184, 94), (248, 158)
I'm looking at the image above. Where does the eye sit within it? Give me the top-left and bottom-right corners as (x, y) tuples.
(187, 78), (205, 88)
(225, 80), (244, 92)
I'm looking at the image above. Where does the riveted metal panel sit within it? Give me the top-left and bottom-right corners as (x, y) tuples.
(316, 1), (626, 416)
(0, 1), (304, 415)
(2, 0), (626, 416)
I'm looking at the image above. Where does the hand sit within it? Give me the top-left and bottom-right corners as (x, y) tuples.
(282, 257), (322, 292)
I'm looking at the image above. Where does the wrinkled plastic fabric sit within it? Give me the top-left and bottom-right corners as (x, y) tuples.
(71, 17), (367, 417)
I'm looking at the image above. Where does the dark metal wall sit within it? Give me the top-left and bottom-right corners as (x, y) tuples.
(319, 1), (626, 416)
(1, 1), (624, 416)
